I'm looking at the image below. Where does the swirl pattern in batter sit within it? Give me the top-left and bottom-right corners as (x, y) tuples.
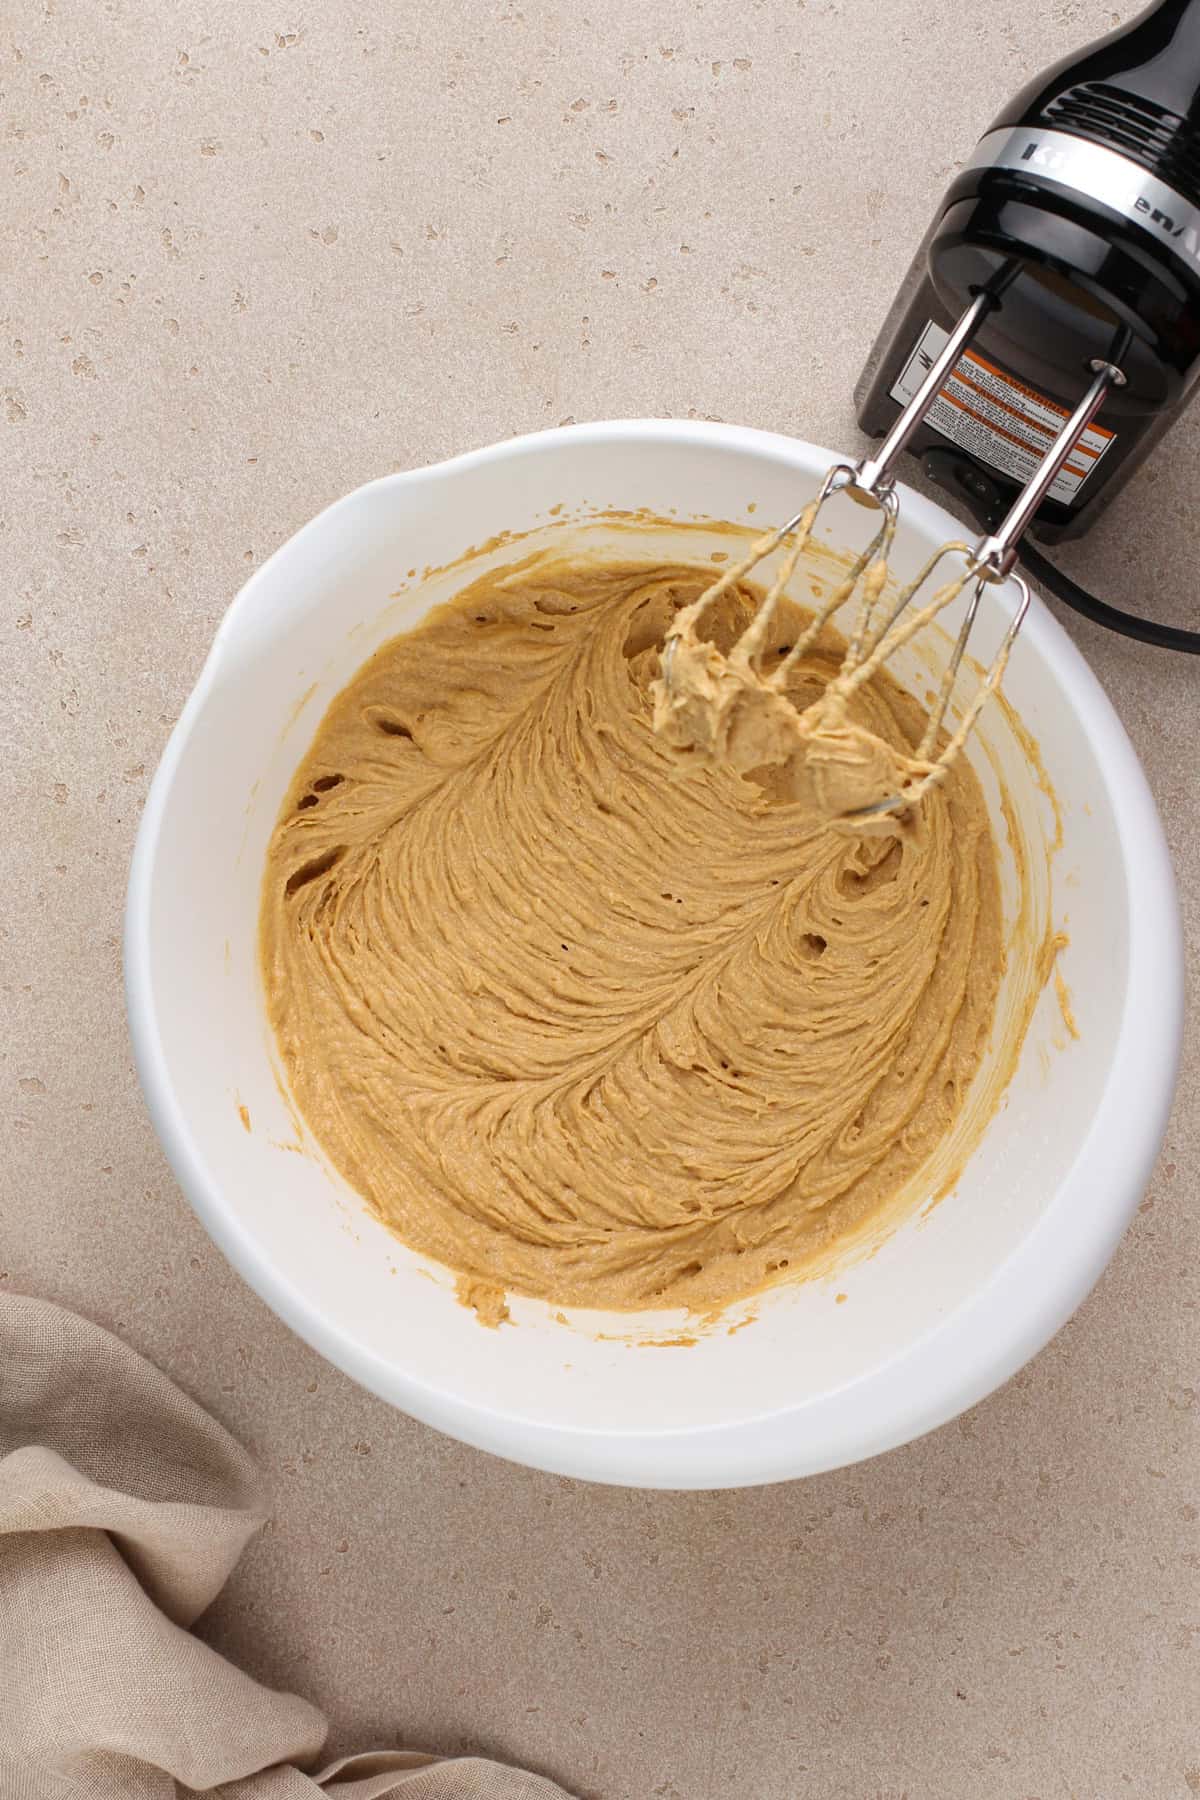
(261, 551), (1005, 1319)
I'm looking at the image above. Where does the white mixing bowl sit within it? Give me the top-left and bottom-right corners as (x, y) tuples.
(125, 421), (1183, 1488)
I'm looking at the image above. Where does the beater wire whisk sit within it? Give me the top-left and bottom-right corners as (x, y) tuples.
(659, 286), (1126, 819)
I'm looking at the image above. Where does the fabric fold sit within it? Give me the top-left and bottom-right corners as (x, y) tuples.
(0, 1294), (573, 1800)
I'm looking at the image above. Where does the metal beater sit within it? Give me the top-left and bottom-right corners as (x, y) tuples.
(658, 290), (1126, 819)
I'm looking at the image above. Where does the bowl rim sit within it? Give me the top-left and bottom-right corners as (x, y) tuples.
(124, 417), (1184, 1488)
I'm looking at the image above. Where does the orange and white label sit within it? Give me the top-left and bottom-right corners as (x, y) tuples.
(890, 319), (1116, 502)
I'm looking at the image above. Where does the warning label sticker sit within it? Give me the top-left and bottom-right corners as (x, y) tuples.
(889, 320), (1116, 503)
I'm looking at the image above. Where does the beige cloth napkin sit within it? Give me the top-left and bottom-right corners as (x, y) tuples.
(0, 1293), (574, 1800)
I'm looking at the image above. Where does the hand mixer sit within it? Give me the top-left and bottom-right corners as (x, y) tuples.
(659, 0), (1200, 817)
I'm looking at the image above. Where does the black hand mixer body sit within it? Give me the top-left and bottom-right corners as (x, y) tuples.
(856, 0), (1200, 648)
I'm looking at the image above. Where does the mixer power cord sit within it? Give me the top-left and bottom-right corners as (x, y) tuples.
(1017, 542), (1200, 655)
(917, 444), (1200, 655)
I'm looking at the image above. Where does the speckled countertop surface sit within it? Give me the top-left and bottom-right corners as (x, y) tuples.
(3, 3), (1197, 1796)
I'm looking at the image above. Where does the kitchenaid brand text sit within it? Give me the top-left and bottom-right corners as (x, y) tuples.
(1131, 195), (1200, 263)
(1015, 135), (1200, 268)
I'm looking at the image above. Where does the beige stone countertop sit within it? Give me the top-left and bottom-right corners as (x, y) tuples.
(3, 3), (1197, 1795)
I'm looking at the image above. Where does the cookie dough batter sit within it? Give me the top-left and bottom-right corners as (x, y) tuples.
(653, 626), (933, 827)
(261, 551), (1005, 1317)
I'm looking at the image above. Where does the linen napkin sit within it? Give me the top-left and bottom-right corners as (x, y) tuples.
(0, 1293), (574, 1800)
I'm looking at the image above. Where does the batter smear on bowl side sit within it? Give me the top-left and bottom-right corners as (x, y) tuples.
(260, 551), (1008, 1320)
